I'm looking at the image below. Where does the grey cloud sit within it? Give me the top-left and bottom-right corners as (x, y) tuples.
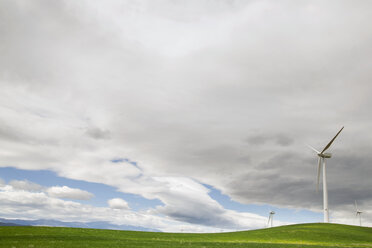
(0, 121), (59, 147)
(157, 204), (230, 227)
(0, 1), (77, 84)
(246, 135), (269, 146)
(246, 133), (293, 147)
(0, 124), (22, 142)
(329, 187), (372, 207)
(219, 149), (372, 216)
(276, 135), (293, 147)
(86, 127), (111, 140)
(1, 0), (372, 228)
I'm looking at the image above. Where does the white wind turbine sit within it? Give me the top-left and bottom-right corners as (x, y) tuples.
(267, 211), (275, 228)
(355, 200), (363, 226)
(308, 126), (344, 223)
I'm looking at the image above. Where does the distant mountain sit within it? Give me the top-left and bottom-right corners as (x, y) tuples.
(0, 221), (24, 226)
(0, 218), (159, 232)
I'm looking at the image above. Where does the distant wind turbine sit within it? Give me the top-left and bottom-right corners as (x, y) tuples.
(308, 126), (344, 223)
(355, 200), (363, 226)
(267, 211), (275, 228)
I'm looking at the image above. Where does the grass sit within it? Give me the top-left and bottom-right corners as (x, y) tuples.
(0, 223), (371, 248)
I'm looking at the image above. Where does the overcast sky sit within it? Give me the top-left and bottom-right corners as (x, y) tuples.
(1, 0), (372, 232)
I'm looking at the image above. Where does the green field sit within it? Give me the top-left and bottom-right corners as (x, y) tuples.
(1, 223), (371, 248)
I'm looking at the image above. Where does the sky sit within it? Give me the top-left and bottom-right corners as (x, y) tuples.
(0, 0), (372, 232)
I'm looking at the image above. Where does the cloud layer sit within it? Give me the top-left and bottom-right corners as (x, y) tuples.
(0, 0), (372, 229)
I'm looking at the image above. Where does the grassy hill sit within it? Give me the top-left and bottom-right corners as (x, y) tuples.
(0, 223), (371, 248)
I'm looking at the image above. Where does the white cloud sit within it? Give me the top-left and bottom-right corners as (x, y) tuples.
(47, 186), (94, 200)
(9, 180), (43, 191)
(108, 198), (130, 209)
(1, 190), (48, 208)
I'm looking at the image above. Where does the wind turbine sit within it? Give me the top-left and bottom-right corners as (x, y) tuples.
(308, 126), (344, 223)
(267, 211), (275, 228)
(355, 200), (362, 226)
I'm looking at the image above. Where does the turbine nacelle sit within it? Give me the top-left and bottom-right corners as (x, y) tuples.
(318, 153), (332, 158)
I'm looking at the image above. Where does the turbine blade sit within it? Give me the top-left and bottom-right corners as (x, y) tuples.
(355, 200), (358, 211)
(316, 157), (321, 192)
(267, 216), (271, 226)
(307, 145), (320, 154)
(320, 126), (344, 154)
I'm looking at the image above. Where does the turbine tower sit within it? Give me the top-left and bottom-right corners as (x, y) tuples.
(267, 211), (275, 228)
(308, 126), (344, 223)
(355, 200), (362, 226)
